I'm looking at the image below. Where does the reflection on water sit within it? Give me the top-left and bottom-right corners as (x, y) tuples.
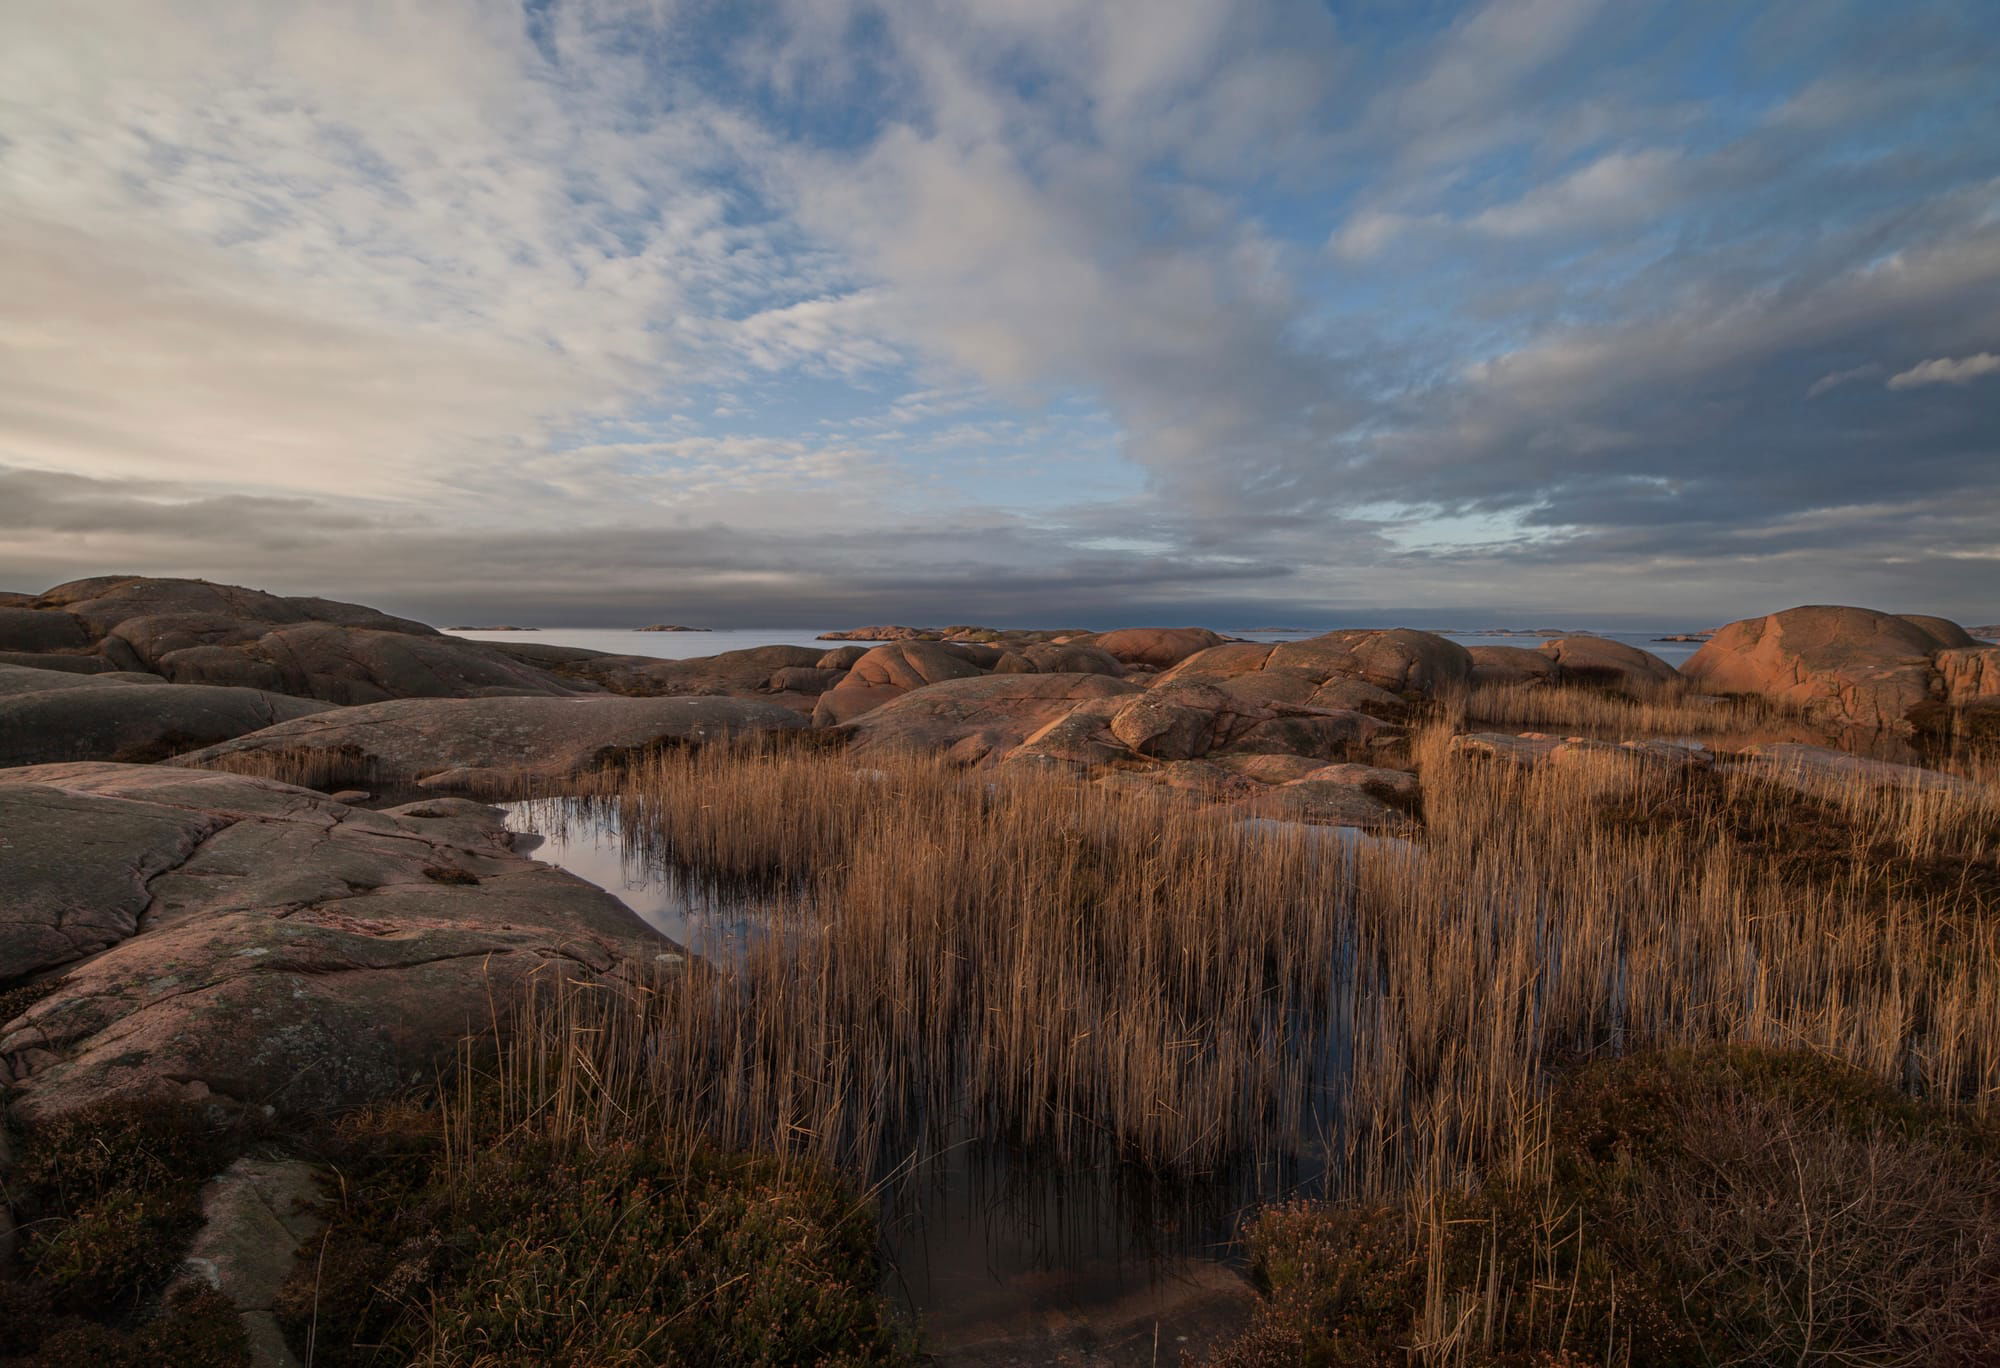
(501, 798), (776, 963)
(500, 795), (1368, 1356)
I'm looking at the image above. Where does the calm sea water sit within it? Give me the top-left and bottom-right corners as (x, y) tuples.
(449, 626), (1707, 667)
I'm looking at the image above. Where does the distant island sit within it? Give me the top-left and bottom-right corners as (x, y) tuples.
(1470, 628), (1594, 638)
(634, 624), (711, 632)
(1653, 632), (1716, 642)
(447, 624), (537, 631)
(1974, 625), (2000, 641)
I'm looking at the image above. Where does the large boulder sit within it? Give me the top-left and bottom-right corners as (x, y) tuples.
(1536, 636), (1679, 691)
(0, 681), (330, 767)
(1898, 615), (1979, 650)
(1158, 629), (1472, 699)
(1467, 645), (1560, 688)
(0, 764), (664, 1120)
(174, 694), (808, 787)
(843, 673), (1142, 764)
(1681, 606), (1949, 731)
(1089, 627), (1226, 669)
(812, 641), (987, 725)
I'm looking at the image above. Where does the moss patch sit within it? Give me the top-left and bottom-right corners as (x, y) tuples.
(1213, 1046), (2000, 1366)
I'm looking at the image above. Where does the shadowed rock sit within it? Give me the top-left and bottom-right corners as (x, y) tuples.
(1537, 636), (1679, 690)
(0, 681), (330, 767)
(1468, 644), (1561, 687)
(843, 673), (1143, 764)
(175, 694), (809, 786)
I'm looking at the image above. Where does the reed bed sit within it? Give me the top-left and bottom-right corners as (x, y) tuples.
(504, 736), (2000, 1202)
(1455, 679), (1778, 739)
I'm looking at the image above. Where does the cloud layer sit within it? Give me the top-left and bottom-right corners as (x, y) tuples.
(3, 1), (1996, 625)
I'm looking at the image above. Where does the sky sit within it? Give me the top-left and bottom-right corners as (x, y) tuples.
(2, 0), (1997, 629)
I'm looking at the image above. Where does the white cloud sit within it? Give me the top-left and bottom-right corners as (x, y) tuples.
(1887, 352), (2000, 388)
(1468, 147), (1684, 237)
(1806, 364), (1884, 398)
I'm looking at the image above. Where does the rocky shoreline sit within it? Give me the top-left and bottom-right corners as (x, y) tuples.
(3, 577), (1998, 1360)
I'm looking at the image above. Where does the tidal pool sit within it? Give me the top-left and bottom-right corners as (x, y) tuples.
(498, 795), (1371, 1359)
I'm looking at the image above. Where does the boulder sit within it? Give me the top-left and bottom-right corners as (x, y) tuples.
(812, 642), (987, 724)
(0, 605), (90, 653)
(816, 645), (872, 670)
(767, 666), (847, 695)
(843, 673), (1143, 764)
(1014, 641), (1125, 676)
(1681, 606), (1946, 731)
(1159, 629), (1472, 698)
(1003, 697), (1132, 771)
(1897, 615), (1979, 650)
(0, 682), (331, 767)
(174, 694), (808, 787)
(1537, 636), (1679, 690)
(1936, 647), (2000, 705)
(1468, 645), (1560, 687)
(1109, 692), (1215, 760)
(0, 764), (665, 1121)
(1089, 627), (1226, 669)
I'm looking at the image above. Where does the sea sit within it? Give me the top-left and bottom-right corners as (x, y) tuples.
(446, 626), (1709, 667)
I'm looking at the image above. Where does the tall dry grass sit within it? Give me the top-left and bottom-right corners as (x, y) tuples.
(473, 733), (2000, 1359)
(499, 737), (2000, 1194)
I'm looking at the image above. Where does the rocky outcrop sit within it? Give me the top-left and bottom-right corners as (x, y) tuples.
(1897, 615), (1979, 650)
(0, 675), (330, 767)
(178, 1158), (328, 1368)
(1158, 629), (1472, 704)
(1681, 605), (1983, 732)
(1449, 731), (1711, 773)
(1467, 645), (1560, 687)
(1088, 627), (1226, 669)
(1, 576), (582, 704)
(1536, 636), (1679, 690)
(817, 625), (932, 641)
(812, 641), (988, 725)
(175, 694), (808, 787)
(0, 765), (666, 1121)
(843, 673), (1142, 764)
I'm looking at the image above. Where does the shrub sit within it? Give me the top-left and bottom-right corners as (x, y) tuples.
(275, 1097), (914, 1366)
(1214, 1046), (2000, 1367)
